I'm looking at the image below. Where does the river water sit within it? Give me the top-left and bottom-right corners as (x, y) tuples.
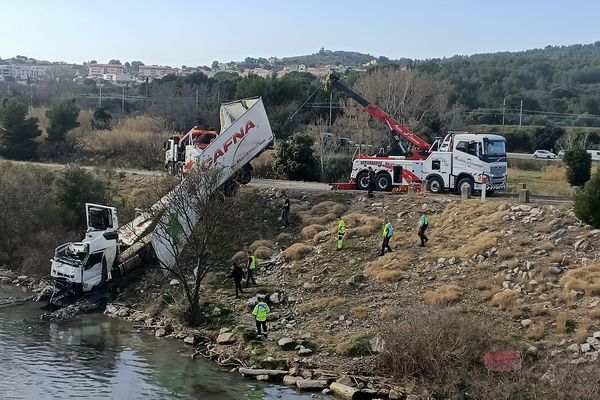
(0, 285), (325, 400)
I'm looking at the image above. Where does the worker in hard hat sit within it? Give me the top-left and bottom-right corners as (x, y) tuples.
(337, 217), (346, 250)
(246, 251), (257, 287)
(380, 220), (394, 256)
(418, 211), (429, 247)
(252, 295), (270, 338)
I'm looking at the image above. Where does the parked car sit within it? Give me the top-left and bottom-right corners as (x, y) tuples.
(587, 149), (600, 161)
(533, 150), (557, 159)
(558, 150), (565, 158)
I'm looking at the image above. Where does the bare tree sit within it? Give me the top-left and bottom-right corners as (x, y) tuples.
(151, 166), (234, 324)
(305, 118), (340, 181)
(556, 129), (592, 151)
(354, 68), (452, 130)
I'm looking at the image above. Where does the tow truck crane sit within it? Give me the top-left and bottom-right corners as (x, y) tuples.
(325, 71), (507, 194)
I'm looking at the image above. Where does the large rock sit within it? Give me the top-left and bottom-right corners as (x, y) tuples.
(296, 379), (328, 391)
(155, 328), (167, 338)
(521, 319), (532, 328)
(183, 335), (198, 345)
(329, 382), (359, 399)
(283, 375), (299, 386)
(298, 347), (313, 356)
(216, 332), (236, 344)
(574, 239), (589, 251)
(278, 337), (296, 350)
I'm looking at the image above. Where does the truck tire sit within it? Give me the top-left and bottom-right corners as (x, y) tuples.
(238, 165), (252, 185)
(375, 172), (392, 191)
(167, 163), (175, 175)
(223, 179), (239, 197)
(457, 177), (474, 195)
(427, 176), (444, 194)
(356, 171), (370, 190)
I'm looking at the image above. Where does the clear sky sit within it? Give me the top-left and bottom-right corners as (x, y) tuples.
(0, 0), (598, 66)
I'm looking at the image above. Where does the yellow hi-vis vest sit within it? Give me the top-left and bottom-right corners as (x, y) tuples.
(338, 219), (346, 234)
(382, 222), (393, 237)
(252, 301), (270, 322)
(248, 255), (257, 270)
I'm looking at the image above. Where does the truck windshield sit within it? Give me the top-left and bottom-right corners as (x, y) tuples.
(483, 139), (506, 159)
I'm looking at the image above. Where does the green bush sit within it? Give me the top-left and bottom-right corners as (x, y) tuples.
(0, 98), (41, 160)
(274, 133), (320, 181)
(574, 170), (600, 228)
(563, 149), (592, 187)
(46, 100), (80, 142)
(323, 153), (353, 182)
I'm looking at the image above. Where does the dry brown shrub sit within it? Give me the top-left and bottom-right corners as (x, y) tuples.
(363, 252), (408, 282)
(474, 280), (493, 290)
(506, 259), (521, 270)
(298, 296), (344, 314)
(559, 263), (600, 296)
(231, 250), (247, 263)
(547, 252), (563, 264)
(539, 241), (555, 251)
(534, 224), (553, 234)
(283, 243), (313, 260)
(351, 306), (370, 319)
(496, 249), (515, 260)
(310, 201), (342, 215)
(516, 237), (530, 246)
(276, 232), (293, 242)
(301, 213), (337, 226)
(574, 318), (591, 344)
(301, 224), (325, 240)
(526, 322), (545, 339)
(476, 210), (509, 225)
(543, 164), (565, 181)
(491, 290), (519, 310)
(590, 307), (600, 320)
(344, 212), (384, 236)
(249, 239), (273, 253)
(335, 332), (373, 356)
(555, 312), (569, 334)
(424, 284), (463, 305)
(378, 308), (397, 321)
(254, 246), (273, 259)
(531, 305), (549, 316)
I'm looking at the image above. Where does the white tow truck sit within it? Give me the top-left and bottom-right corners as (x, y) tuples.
(325, 72), (507, 194)
(50, 98), (275, 295)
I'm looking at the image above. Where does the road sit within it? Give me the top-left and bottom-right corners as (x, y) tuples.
(507, 152), (560, 160)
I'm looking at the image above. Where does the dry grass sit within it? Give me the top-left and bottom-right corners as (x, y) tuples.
(283, 243), (313, 260)
(424, 284), (463, 305)
(253, 246), (273, 259)
(531, 305), (549, 317)
(276, 232), (293, 242)
(539, 241), (555, 251)
(526, 322), (545, 340)
(378, 308), (398, 321)
(474, 280), (494, 291)
(363, 252), (409, 282)
(298, 296), (344, 314)
(491, 290), (520, 311)
(301, 213), (338, 226)
(496, 249), (515, 260)
(508, 167), (572, 196)
(559, 263), (600, 296)
(351, 306), (370, 319)
(334, 332), (372, 356)
(516, 237), (530, 247)
(555, 312), (569, 334)
(301, 224), (326, 240)
(574, 318), (591, 344)
(534, 223), (554, 234)
(249, 239), (274, 253)
(547, 252), (563, 264)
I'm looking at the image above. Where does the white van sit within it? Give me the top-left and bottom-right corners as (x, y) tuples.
(587, 150), (600, 161)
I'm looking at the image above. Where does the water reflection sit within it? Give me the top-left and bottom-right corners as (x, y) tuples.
(0, 286), (326, 400)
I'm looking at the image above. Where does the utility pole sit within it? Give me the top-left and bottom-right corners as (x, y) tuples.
(519, 100), (523, 127)
(501, 97), (506, 133)
(195, 88), (199, 112)
(329, 91), (333, 127)
(122, 86), (125, 113)
(99, 85), (103, 108)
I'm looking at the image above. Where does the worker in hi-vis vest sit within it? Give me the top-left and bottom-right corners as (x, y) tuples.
(418, 211), (429, 247)
(337, 217), (346, 250)
(380, 221), (394, 256)
(246, 251), (257, 287)
(252, 295), (270, 338)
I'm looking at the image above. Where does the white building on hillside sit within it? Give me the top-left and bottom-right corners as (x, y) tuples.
(139, 65), (174, 79)
(88, 64), (127, 78)
(0, 64), (51, 81)
(102, 73), (132, 84)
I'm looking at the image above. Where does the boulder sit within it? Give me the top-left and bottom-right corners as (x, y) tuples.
(270, 292), (282, 304)
(296, 379), (328, 391)
(155, 328), (167, 338)
(581, 343), (592, 353)
(567, 343), (580, 352)
(389, 388), (403, 399)
(574, 239), (589, 251)
(216, 332), (236, 344)
(256, 375), (270, 381)
(549, 266), (562, 275)
(298, 347), (313, 356)
(183, 335), (198, 345)
(283, 375), (299, 386)
(278, 337), (296, 350)
(593, 331), (600, 339)
(329, 382), (359, 399)
(521, 319), (532, 328)
(336, 376), (354, 386)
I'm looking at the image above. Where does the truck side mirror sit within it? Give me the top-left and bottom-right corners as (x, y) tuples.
(163, 141), (169, 150)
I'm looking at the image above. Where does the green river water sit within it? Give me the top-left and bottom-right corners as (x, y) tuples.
(0, 285), (329, 400)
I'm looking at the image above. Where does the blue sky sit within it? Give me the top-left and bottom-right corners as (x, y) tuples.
(0, 0), (598, 66)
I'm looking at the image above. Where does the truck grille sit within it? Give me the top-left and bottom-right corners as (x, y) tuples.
(490, 165), (506, 176)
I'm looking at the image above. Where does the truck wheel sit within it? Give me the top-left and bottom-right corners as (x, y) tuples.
(167, 163), (175, 175)
(356, 172), (370, 190)
(457, 177), (474, 195)
(427, 176), (444, 194)
(375, 172), (392, 191)
(238, 165), (252, 185)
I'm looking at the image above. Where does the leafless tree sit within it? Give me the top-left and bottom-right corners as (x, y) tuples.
(354, 68), (452, 130)
(556, 129), (592, 151)
(305, 118), (340, 180)
(151, 166), (234, 324)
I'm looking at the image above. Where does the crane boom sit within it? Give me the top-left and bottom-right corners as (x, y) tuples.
(325, 71), (430, 160)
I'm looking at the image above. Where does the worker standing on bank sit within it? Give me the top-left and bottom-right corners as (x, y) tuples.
(281, 196), (290, 227)
(337, 217), (346, 250)
(252, 295), (270, 338)
(246, 251), (257, 287)
(380, 220), (394, 256)
(418, 211), (429, 247)
(367, 166), (376, 197)
(229, 262), (244, 298)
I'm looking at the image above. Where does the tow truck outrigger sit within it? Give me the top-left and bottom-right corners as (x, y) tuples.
(325, 71), (507, 194)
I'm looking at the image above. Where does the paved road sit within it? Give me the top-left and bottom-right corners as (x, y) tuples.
(507, 152), (560, 160)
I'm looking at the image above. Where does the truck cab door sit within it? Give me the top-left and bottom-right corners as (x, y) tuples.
(82, 204), (119, 291)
